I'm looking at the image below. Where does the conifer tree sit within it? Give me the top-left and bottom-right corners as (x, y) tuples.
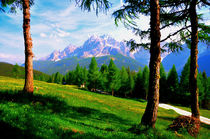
(142, 66), (149, 100)
(54, 72), (63, 84)
(167, 65), (179, 102)
(81, 67), (88, 88)
(180, 58), (191, 94)
(99, 64), (108, 90)
(197, 72), (205, 106)
(75, 64), (83, 86)
(88, 57), (100, 91)
(119, 66), (129, 97)
(107, 59), (120, 96)
(12, 63), (21, 78)
(127, 67), (135, 97)
(134, 68), (144, 98)
(201, 71), (209, 108)
(159, 63), (167, 102)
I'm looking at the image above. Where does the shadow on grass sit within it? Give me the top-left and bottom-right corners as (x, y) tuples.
(158, 116), (176, 121)
(0, 118), (41, 139)
(0, 89), (132, 138)
(201, 123), (210, 130)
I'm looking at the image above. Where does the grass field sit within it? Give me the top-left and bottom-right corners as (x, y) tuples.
(0, 76), (209, 138)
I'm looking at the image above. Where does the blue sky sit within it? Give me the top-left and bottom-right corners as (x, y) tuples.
(0, 0), (209, 64)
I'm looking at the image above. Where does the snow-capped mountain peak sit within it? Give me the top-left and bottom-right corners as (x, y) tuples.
(41, 35), (137, 61)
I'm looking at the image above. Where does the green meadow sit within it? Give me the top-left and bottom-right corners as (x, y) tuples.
(0, 76), (209, 138)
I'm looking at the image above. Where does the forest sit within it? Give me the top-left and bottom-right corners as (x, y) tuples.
(46, 57), (210, 109)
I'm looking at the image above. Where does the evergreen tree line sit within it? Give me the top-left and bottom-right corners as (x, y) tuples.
(48, 57), (210, 109)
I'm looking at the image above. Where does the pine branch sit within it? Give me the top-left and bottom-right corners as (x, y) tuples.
(160, 25), (191, 43)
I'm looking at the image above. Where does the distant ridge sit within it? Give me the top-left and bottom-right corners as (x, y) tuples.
(34, 54), (144, 75)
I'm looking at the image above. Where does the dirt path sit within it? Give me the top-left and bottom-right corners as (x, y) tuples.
(159, 103), (210, 125)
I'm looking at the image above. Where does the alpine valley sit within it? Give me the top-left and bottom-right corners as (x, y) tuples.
(33, 35), (210, 76)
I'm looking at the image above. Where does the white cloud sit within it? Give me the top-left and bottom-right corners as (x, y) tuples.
(40, 33), (47, 37)
(0, 33), (24, 49)
(0, 53), (24, 64)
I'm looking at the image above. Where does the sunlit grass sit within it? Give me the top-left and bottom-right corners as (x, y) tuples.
(0, 76), (209, 138)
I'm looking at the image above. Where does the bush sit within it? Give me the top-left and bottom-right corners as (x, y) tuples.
(168, 115), (200, 137)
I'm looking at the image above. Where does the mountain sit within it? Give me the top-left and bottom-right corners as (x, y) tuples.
(0, 62), (50, 80)
(37, 34), (209, 76)
(34, 54), (144, 75)
(198, 49), (210, 76)
(162, 42), (210, 76)
(41, 35), (136, 61)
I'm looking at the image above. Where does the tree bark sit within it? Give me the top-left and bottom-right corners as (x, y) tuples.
(140, 0), (161, 128)
(23, 0), (34, 93)
(112, 88), (114, 96)
(189, 0), (200, 119)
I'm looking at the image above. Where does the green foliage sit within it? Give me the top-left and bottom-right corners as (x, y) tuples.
(133, 68), (144, 98)
(142, 65), (149, 99)
(107, 59), (120, 95)
(81, 67), (88, 88)
(179, 58), (190, 95)
(197, 72), (205, 106)
(0, 0), (34, 13)
(127, 67), (135, 97)
(99, 64), (108, 90)
(87, 57), (100, 91)
(76, 0), (111, 15)
(12, 63), (21, 78)
(159, 63), (167, 102)
(167, 65), (179, 102)
(54, 72), (63, 84)
(119, 66), (129, 96)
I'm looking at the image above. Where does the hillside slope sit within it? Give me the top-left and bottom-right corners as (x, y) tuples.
(0, 62), (50, 80)
(0, 76), (209, 138)
(34, 54), (144, 75)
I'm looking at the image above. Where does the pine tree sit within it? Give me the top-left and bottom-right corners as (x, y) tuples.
(134, 68), (144, 98)
(88, 57), (100, 91)
(99, 64), (108, 91)
(159, 63), (167, 102)
(66, 71), (76, 85)
(75, 64), (83, 86)
(197, 72), (205, 106)
(167, 65), (179, 102)
(81, 67), (88, 88)
(201, 71), (209, 108)
(107, 59), (120, 96)
(119, 66), (129, 97)
(179, 58), (191, 105)
(180, 58), (190, 94)
(127, 67), (135, 97)
(54, 72), (63, 84)
(50, 73), (56, 83)
(12, 63), (21, 78)
(142, 66), (149, 100)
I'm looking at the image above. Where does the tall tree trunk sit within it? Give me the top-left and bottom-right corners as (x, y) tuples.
(112, 88), (114, 96)
(140, 0), (161, 128)
(189, 0), (200, 119)
(23, 0), (33, 93)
